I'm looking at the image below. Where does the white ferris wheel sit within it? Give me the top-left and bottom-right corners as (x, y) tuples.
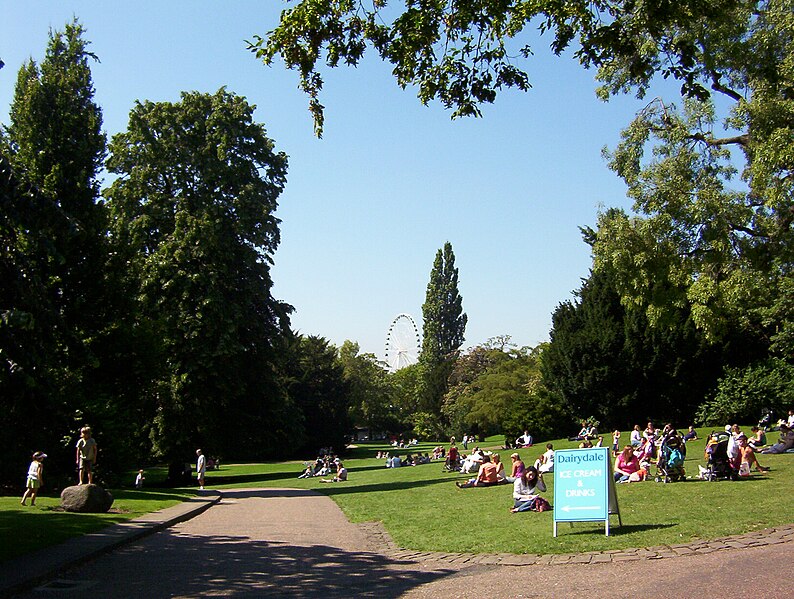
(384, 313), (421, 372)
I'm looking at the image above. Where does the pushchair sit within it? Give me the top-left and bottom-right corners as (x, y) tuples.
(654, 432), (686, 483)
(703, 431), (738, 481)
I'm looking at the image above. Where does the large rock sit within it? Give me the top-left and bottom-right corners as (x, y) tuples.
(60, 484), (114, 513)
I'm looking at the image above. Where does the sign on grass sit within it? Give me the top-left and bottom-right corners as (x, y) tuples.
(553, 447), (620, 536)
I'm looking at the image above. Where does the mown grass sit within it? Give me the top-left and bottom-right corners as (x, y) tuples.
(2, 427), (791, 560)
(206, 429), (794, 555)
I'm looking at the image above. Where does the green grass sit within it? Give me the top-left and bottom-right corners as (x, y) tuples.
(204, 429), (794, 555)
(2, 428), (792, 561)
(0, 488), (195, 563)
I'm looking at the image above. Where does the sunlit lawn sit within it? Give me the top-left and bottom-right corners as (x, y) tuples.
(206, 429), (794, 555)
(2, 427), (792, 561)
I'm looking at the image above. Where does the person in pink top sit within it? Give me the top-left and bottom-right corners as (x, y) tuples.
(614, 445), (640, 482)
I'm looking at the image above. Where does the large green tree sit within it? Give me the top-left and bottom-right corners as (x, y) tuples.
(339, 340), (397, 437)
(282, 335), (352, 455)
(418, 241), (467, 430)
(1, 21), (109, 483)
(105, 89), (294, 462)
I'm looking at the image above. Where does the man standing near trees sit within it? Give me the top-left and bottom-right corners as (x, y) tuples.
(196, 449), (206, 490)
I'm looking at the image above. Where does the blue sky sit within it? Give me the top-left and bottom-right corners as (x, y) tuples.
(1, 1), (648, 361)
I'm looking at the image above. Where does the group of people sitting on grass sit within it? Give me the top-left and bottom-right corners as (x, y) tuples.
(297, 449), (341, 478)
(382, 452), (432, 467)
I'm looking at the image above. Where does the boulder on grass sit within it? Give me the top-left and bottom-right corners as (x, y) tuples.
(60, 484), (114, 513)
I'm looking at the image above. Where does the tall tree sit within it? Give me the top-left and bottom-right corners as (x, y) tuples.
(283, 335), (351, 455)
(105, 89), (294, 462)
(419, 242), (467, 427)
(339, 340), (397, 437)
(1, 20), (108, 482)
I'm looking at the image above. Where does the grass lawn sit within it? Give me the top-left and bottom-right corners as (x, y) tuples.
(0, 488), (195, 563)
(2, 427), (791, 561)
(206, 428), (794, 555)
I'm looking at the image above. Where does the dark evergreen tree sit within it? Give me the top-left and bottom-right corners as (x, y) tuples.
(419, 242), (467, 429)
(282, 336), (351, 455)
(1, 21), (110, 484)
(542, 267), (752, 429)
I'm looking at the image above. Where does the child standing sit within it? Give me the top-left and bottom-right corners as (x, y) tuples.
(612, 430), (621, 457)
(134, 469), (145, 489)
(76, 426), (98, 484)
(21, 452), (46, 506)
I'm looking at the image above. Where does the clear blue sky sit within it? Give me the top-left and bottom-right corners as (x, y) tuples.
(1, 1), (647, 361)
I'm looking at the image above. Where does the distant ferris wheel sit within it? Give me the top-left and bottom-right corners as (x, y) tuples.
(385, 313), (421, 372)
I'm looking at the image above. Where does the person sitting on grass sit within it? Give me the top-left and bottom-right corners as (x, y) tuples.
(492, 453), (507, 483)
(510, 466), (547, 512)
(320, 462), (348, 482)
(683, 426), (698, 442)
(456, 454), (498, 488)
(569, 421), (590, 442)
(737, 434), (769, 476)
(614, 445), (641, 483)
(748, 426), (767, 451)
(761, 424), (794, 454)
(506, 452), (525, 483)
(533, 443), (554, 473)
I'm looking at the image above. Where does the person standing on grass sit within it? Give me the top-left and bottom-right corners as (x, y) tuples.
(196, 449), (206, 489)
(21, 452), (46, 506)
(76, 426), (97, 484)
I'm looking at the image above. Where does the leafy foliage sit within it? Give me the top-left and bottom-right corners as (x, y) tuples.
(696, 358), (794, 426)
(105, 88), (294, 462)
(282, 335), (351, 454)
(254, 0), (764, 135)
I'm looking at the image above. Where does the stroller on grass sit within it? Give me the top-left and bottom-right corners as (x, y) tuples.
(654, 430), (686, 483)
(702, 431), (738, 481)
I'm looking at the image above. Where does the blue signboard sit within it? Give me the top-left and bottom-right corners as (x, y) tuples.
(553, 447), (620, 536)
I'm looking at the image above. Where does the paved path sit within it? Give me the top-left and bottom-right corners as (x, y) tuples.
(7, 488), (794, 598)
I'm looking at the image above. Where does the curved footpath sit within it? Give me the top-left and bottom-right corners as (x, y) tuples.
(2, 488), (792, 597)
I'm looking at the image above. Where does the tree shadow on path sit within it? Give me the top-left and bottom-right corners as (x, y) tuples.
(54, 529), (457, 598)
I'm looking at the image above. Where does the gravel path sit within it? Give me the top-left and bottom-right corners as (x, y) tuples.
(14, 488), (794, 598)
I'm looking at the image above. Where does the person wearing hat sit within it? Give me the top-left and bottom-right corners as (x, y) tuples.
(21, 451), (46, 506)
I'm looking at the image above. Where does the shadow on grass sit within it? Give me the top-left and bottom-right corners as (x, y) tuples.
(554, 522), (677, 537)
(40, 529), (456, 598)
(0, 509), (132, 563)
(314, 477), (452, 496)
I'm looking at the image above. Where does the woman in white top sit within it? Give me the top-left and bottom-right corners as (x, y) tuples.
(510, 467), (547, 512)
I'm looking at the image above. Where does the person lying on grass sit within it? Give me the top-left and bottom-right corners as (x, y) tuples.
(456, 454), (499, 488)
(510, 466), (548, 512)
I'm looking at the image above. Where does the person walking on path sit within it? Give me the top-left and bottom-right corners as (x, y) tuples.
(76, 426), (97, 485)
(21, 451), (46, 506)
(196, 449), (206, 490)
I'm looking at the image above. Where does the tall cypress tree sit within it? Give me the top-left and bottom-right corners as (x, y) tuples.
(2, 20), (108, 482)
(419, 242), (467, 424)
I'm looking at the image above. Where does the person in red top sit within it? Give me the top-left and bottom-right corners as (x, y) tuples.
(456, 455), (498, 488)
(445, 443), (460, 471)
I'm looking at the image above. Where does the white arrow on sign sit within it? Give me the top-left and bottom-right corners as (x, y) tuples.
(561, 505), (600, 512)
